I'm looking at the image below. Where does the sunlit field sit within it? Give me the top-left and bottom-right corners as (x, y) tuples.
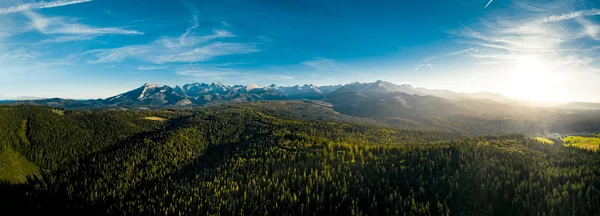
(143, 117), (167, 122)
(0, 148), (40, 184)
(534, 137), (554, 144)
(563, 136), (600, 151)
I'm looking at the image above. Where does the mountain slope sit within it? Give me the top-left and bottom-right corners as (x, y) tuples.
(328, 91), (469, 120)
(0, 148), (40, 184)
(559, 102), (600, 110)
(101, 82), (344, 106)
(5, 80), (520, 109)
(333, 80), (514, 103)
(105, 83), (189, 106)
(277, 84), (341, 99)
(7, 98), (105, 108)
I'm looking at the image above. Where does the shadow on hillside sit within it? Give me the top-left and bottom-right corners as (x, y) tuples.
(0, 178), (103, 215)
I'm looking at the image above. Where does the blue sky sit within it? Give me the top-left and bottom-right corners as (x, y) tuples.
(1, 0), (600, 102)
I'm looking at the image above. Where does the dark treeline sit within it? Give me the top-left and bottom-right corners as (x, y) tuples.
(1, 103), (600, 215)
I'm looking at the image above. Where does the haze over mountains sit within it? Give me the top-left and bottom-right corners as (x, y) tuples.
(4, 80), (508, 105)
(3, 80), (600, 113)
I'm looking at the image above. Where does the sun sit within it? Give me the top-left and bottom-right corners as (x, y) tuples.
(505, 55), (563, 102)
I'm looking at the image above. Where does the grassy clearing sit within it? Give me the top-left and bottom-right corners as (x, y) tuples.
(51, 109), (65, 115)
(563, 136), (600, 151)
(143, 117), (166, 122)
(0, 148), (40, 184)
(19, 120), (30, 145)
(534, 137), (554, 144)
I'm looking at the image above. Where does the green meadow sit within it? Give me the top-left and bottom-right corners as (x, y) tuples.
(534, 137), (554, 144)
(563, 136), (600, 151)
(0, 148), (40, 184)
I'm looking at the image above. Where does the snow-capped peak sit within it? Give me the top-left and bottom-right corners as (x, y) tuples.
(210, 81), (224, 87)
(144, 82), (160, 88)
(245, 84), (262, 91)
(139, 83), (161, 99)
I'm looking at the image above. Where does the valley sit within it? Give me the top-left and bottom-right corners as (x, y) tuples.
(4, 0), (600, 214)
(1, 99), (600, 215)
(2, 81), (600, 215)
(7, 80), (600, 136)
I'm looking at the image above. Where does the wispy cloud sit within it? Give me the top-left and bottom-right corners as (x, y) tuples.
(158, 42), (258, 63)
(40, 34), (95, 43)
(168, 15), (200, 49)
(513, 2), (550, 12)
(176, 69), (240, 78)
(0, 48), (41, 61)
(302, 58), (340, 72)
(414, 63), (433, 71)
(454, 4), (600, 70)
(0, 0), (92, 15)
(24, 11), (142, 36)
(159, 29), (234, 50)
(137, 65), (170, 71)
(558, 54), (594, 67)
(414, 48), (476, 70)
(424, 48), (477, 62)
(221, 21), (231, 28)
(87, 32), (256, 64)
(0, 45), (72, 79)
(537, 9), (600, 23)
(88, 46), (148, 63)
(274, 75), (295, 80)
(576, 18), (600, 40)
(455, 20), (569, 54)
(86, 16), (257, 64)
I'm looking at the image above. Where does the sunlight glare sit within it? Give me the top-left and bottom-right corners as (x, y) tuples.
(506, 55), (564, 102)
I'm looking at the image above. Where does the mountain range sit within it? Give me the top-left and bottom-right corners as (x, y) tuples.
(4, 80), (600, 135)
(3, 80), (515, 108)
(101, 82), (342, 106)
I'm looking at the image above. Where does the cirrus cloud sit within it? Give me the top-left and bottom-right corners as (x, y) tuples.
(537, 9), (600, 24)
(24, 10), (142, 36)
(0, 0), (92, 15)
(85, 16), (258, 65)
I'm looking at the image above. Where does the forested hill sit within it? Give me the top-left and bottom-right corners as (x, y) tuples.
(6, 81), (600, 137)
(1, 103), (600, 215)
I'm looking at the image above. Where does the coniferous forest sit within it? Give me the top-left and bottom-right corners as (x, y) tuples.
(3, 0), (600, 215)
(1, 102), (600, 215)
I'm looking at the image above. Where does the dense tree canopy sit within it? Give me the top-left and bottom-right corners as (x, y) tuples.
(1, 103), (599, 215)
